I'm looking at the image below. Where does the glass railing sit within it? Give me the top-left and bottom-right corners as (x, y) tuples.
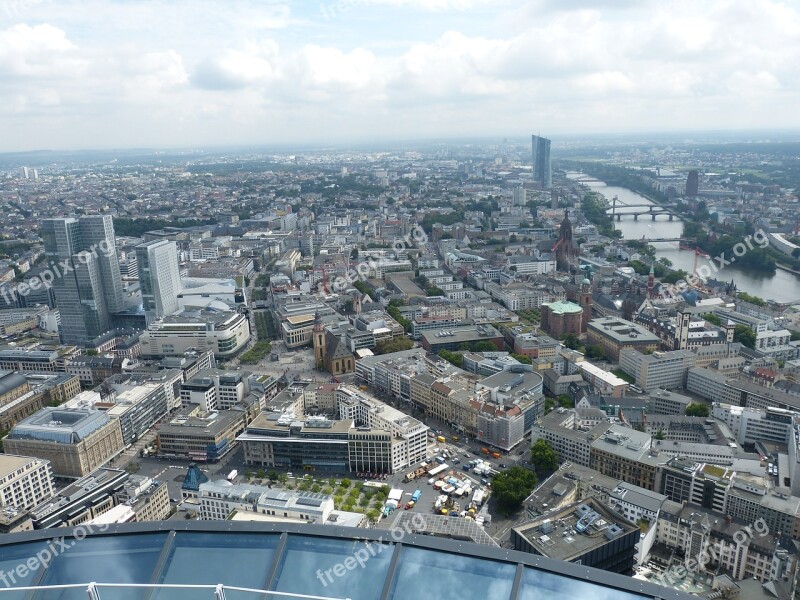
(0, 583), (351, 600)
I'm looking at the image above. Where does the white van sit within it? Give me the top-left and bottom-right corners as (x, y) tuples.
(428, 477), (436, 485)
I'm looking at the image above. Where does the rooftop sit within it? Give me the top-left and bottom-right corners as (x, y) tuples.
(513, 497), (639, 563)
(7, 407), (112, 444)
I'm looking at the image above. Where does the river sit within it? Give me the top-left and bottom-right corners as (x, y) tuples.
(566, 173), (800, 304)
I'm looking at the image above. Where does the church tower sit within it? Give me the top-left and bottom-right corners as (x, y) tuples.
(312, 312), (326, 367)
(647, 263), (655, 298)
(579, 277), (593, 333)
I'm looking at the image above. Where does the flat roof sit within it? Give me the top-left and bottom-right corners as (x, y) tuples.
(513, 498), (638, 562)
(421, 324), (502, 345)
(0, 454), (42, 478)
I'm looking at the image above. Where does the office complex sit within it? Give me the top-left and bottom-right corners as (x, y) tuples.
(531, 134), (552, 189)
(686, 169), (699, 197)
(136, 240), (181, 322)
(618, 348), (696, 392)
(240, 413), (394, 474)
(40, 216), (124, 344)
(156, 407), (246, 462)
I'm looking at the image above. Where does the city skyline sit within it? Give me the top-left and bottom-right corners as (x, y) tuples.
(0, 0), (798, 152)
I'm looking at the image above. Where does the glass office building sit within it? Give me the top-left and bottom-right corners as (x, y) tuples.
(0, 521), (694, 599)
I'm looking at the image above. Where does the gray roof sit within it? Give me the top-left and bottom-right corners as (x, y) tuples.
(0, 370), (28, 396)
(8, 407), (112, 444)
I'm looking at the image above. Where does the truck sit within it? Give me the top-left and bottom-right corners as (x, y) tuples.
(436, 435), (446, 444)
(388, 488), (404, 503)
(491, 451), (501, 459)
(481, 447), (489, 455)
(411, 489), (422, 503)
(227, 470), (238, 482)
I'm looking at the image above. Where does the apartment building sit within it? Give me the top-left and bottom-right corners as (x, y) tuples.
(656, 501), (797, 583)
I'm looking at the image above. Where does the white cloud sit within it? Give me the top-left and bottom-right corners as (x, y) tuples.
(0, 24), (85, 77)
(0, 0), (799, 149)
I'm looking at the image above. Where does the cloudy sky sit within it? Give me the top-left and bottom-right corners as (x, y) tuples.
(1, 0), (798, 151)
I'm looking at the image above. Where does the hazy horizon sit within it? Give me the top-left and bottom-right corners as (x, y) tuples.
(1, 0), (799, 152)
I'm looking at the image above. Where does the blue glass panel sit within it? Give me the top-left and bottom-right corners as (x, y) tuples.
(154, 533), (279, 600)
(0, 540), (49, 600)
(33, 533), (168, 600)
(272, 535), (394, 600)
(388, 547), (515, 600)
(519, 567), (647, 600)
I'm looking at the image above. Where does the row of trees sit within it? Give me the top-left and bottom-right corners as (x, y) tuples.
(581, 193), (622, 239)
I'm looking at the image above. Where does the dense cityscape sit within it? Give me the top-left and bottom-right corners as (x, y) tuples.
(1, 0), (800, 597)
(0, 134), (799, 598)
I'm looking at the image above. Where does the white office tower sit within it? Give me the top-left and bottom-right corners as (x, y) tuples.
(136, 240), (181, 322)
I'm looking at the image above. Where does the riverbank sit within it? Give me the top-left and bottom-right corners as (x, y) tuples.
(569, 173), (800, 303)
(776, 263), (800, 277)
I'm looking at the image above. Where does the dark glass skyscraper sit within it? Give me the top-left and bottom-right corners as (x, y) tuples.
(40, 215), (124, 344)
(685, 169), (699, 197)
(532, 134), (552, 189)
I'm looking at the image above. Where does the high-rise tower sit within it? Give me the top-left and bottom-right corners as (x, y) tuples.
(40, 216), (125, 344)
(531, 135), (552, 189)
(137, 239), (181, 322)
(685, 170), (699, 197)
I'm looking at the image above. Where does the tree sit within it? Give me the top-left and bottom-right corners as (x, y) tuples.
(438, 349), (463, 368)
(733, 324), (756, 349)
(654, 428), (666, 440)
(375, 337), (414, 354)
(268, 470), (278, 482)
(530, 440), (558, 476)
(511, 353), (533, 365)
(556, 395), (572, 409)
(561, 333), (582, 350)
(685, 403), (710, 417)
(491, 467), (538, 514)
(585, 344), (605, 360)
(703, 313), (722, 326)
